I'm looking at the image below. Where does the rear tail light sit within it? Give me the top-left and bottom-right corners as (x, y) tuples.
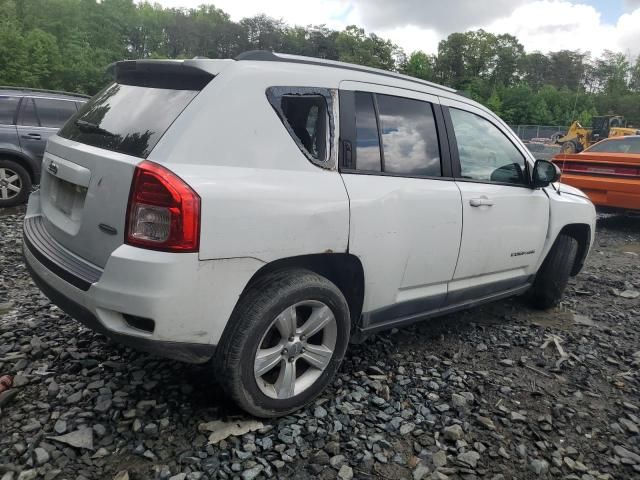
(125, 160), (200, 252)
(558, 161), (640, 178)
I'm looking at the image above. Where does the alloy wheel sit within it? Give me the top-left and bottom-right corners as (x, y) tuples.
(0, 167), (22, 200)
(253, 300), (337, 399)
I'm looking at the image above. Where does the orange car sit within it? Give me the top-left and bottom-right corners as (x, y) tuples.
(552, 136), (640, 211)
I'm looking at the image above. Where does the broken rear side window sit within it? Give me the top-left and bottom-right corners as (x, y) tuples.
(267, 87), (334, 168)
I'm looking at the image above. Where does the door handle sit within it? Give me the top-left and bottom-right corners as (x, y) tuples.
(22, 133), (41, 140)
(469, 197), (494, 207)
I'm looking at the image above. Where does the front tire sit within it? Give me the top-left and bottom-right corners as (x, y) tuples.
(214, 269), (350, 418)
(0, 159), (31, 207)
(528, 234), (578, 309)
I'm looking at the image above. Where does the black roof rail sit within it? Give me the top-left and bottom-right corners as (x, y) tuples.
(0, 85), (90, 98)
(234, 50), (458, 95)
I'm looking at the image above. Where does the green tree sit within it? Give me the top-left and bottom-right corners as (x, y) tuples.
(335, 26), (398, 70)
(593, 50), (630, 95)
(0, 0), (638, 128)
(520, 52), (551, 91)
(630, 55), (640, 93)
(400, 51), (435, 81)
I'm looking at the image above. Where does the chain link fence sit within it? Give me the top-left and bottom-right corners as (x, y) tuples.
(508, 125), (568, 142)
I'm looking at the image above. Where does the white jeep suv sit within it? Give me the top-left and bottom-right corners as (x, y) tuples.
(23, 51), (596, 417)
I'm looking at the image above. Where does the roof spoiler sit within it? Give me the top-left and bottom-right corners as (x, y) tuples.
(106, 60), (214, 90)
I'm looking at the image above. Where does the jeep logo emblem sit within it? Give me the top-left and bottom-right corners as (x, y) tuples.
(48, 161), (58, 175)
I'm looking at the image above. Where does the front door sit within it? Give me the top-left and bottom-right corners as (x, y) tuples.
(441, 100), (549, 303)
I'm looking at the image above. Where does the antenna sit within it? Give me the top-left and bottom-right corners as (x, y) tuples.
(558, 53), (587, 196)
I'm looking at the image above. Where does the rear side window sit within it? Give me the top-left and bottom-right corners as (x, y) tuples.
(19, 98), (39, 126)
(281, 95), (328, 162)
(34, 98), (78, 128)
(59, 83), (200, 158)
(351, 92), (442, 177)
(377, 94), (441, 177)
(354, 92), (381, 171)
(0, 96), (19, 125)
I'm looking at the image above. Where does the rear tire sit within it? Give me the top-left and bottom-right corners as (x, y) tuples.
(214, 269), (350, 418)
(0, 159), (31, 207)
(527, 234), (578, 309)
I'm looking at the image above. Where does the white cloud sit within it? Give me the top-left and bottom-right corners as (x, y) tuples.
(616, 8), (640, 59)
(142, 0), (355, 30)
(351, 0), (528, 33)
(140, 0), (640, 58)
(485, 1), (640, 58)
(377, 25), (440, 55)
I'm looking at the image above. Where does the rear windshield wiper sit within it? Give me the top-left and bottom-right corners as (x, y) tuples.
(75, 119), (116, 136)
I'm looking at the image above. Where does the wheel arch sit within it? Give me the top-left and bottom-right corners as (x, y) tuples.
(241, 253), (365, 329)
(557, 223), (591, 276)
(0, 149), (40, 183)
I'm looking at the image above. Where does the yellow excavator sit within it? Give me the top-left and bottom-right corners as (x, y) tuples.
(555, 115), (640, 153)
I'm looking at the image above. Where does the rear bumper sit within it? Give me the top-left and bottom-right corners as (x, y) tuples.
(22, 191), (264, 364)
(560, 174), (640, 211)
(22, 223), (217, 363)
(24, 253), (215, 363)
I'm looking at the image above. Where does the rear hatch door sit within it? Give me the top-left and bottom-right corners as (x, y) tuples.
(38, 61), (215, 268)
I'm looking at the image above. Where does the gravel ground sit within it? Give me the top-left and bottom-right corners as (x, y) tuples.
(1, 206), (639, 480)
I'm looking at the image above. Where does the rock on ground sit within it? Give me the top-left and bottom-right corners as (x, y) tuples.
(1, 209), (640, 479)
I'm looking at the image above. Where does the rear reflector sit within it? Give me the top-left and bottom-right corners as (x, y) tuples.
(123, 314), (155, 333)
(558, 161), (640, 178)
(125, 160), (200, 252)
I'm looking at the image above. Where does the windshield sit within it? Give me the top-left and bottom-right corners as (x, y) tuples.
(586, 137), (640, 154)
(58, 83), (199, 158)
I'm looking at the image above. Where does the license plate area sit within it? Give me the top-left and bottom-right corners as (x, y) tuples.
(49, 176), (87, 220)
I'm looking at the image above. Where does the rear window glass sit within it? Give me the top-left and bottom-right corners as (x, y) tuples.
(58, 83), (199, 158)
(586, 137), (640, 154)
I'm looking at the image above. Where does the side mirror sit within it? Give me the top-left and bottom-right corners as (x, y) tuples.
(532, 159), (561, 188)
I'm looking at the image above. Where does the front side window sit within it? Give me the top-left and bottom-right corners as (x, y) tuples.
(449, 108), (527, 185)
(0, 96), (19, 125)
(377, 94), (441, 177)
(34, 98), (78, 128)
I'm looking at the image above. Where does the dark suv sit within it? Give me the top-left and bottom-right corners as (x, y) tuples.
(0, 87), (88, 207)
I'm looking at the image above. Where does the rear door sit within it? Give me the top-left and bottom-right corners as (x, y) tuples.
(16, 97), (78, 162)
(441, 99), (549, 302)
(0, 95), (20, 153)
(339, 81), (462, 326)
(38, 63), (214, 268)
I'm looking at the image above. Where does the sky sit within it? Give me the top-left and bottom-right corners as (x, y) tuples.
(143, 0), (640, 59)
